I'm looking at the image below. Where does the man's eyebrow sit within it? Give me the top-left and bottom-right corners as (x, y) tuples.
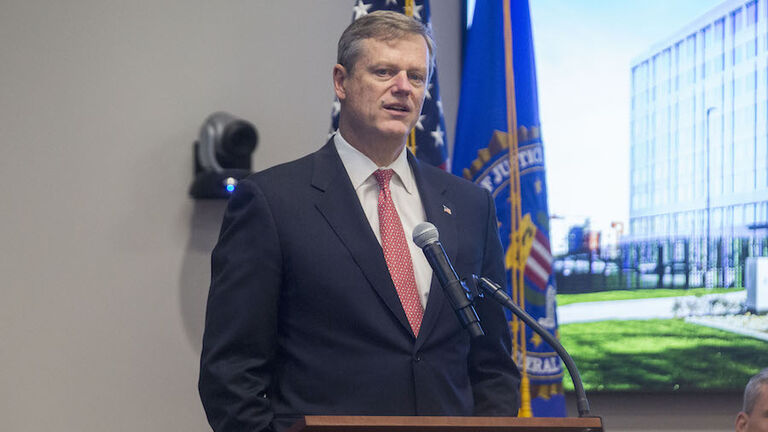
(368, 62), (426, 71)
(369, 62), (396, 68)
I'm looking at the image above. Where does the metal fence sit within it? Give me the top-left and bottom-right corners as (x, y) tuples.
(554, 236), (768, 294)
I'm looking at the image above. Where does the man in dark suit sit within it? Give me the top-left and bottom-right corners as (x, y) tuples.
(199, 11), (520, 432)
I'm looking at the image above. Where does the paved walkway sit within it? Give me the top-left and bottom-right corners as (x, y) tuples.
(557, 291), (747, 324)
(686, 315), (768, 342)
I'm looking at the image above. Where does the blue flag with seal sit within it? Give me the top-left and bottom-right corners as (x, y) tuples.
(331, 0), (448, 169)
(452, 0), (565, 417)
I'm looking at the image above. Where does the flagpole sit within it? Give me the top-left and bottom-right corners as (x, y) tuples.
(502, 0), (532, 418)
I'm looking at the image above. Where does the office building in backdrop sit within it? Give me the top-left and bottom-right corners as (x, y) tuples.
(630, 0), (768, 282)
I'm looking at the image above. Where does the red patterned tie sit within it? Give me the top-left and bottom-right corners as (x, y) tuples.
(374, 169), (424, 336)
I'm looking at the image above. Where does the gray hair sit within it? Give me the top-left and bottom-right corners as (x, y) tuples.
(743, 368), (768, 414)
(337, 10), (435, 79)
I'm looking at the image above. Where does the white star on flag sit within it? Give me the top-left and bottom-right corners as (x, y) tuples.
(353, 0), (372, 20)
(415, 114), (426, 131)
(425, 83), (433, 100)
(412, 4), (423, 20)
(431, 125), (445, 147)
(331, 98), (341, 117)
(385, 0), (398, 6)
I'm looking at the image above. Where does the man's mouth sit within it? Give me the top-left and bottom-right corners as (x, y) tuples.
(383, 103), (410, 113)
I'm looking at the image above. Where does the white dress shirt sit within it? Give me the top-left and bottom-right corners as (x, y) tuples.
(334, 132), (432, 309)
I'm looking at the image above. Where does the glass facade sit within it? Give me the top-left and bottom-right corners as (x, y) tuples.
(630, 0), (768, 241)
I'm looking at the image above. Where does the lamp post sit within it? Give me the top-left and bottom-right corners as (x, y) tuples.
(705, 106), (717, 287)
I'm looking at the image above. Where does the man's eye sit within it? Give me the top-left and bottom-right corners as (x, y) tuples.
(409, 74), (426, 85)
(375, 69), (390, 77)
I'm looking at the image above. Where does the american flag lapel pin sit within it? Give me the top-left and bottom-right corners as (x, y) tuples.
(442, 205), (452, 215)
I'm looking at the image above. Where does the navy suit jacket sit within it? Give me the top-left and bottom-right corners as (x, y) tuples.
(199, 141), (520, 432)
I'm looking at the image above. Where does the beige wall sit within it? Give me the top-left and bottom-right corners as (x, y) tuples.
(0, 1), (741, 431)
(0, 1), (459, 431)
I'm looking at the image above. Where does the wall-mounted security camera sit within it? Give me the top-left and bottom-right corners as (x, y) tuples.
(190, 112), (258, 199)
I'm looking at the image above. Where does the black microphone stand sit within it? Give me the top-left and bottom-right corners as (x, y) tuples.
(469, 275), (592, 418)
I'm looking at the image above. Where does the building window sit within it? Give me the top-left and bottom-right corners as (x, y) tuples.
(753, 203), (760, 225)
(734, 42), (745, 65)
(714, 208), (723, 230)
(747, 1), (757, 26)
(748, 40), (757, 58)
(687, 34), (696, 83)
(701, 26), (710, 79)
(733, 7), (743, 34)
(715, 17), (725, 42)
(715, 18), (725, 72)
(759, 202), (768, 224)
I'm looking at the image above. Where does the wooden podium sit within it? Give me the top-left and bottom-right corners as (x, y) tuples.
(287, 415), (604, 432)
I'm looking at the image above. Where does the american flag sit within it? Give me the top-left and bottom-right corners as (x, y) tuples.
(330, 0), (449, 170)
(524, 230), (553, 292)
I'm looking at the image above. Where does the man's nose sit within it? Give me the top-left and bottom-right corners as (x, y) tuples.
(391, 71), (413, 94)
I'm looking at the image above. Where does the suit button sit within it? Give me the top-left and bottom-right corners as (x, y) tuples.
(414, 354), (422, 362)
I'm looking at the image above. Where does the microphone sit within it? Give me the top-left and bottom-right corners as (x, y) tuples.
(471, 275), (592, 417)
(412, 222), (484, 338)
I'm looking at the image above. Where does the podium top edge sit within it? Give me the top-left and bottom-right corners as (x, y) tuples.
(288, 415), (603, 432)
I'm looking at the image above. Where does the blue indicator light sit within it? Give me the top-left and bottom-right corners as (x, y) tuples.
(224, 177), (238, 194)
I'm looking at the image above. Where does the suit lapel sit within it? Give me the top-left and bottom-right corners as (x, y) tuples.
(409, 153), (458, 348)
(311, 141), (414, 336)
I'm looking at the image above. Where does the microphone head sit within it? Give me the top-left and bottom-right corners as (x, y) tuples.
(413, 222), (439, 248)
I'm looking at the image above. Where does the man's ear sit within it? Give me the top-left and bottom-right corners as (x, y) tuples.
(333, 64), (348, 101)
(735, 411), (748, 432)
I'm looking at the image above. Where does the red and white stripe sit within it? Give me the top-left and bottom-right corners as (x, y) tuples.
(524, 230), (552, 291)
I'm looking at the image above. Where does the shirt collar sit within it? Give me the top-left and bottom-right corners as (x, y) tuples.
(333, 132), (417, 194)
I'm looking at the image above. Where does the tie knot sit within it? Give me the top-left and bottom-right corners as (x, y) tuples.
(373, 169), (395, 189)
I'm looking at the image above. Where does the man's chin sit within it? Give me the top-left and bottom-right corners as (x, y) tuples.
(377, 123), (415, 139)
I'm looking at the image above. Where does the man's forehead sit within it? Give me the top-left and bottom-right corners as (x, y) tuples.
(359, 36), (428, 64)
(366, 34), (427, 46)
(760, 383), (768, 401)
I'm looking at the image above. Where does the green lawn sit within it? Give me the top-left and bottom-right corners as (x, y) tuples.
(558, 319), (768, 392)
(557, 287), (743, 306)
